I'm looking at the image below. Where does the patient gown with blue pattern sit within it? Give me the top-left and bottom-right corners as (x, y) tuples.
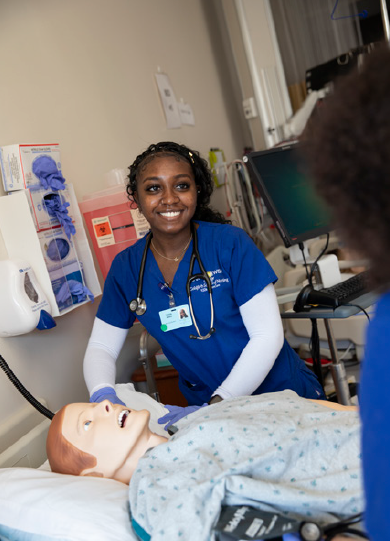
(129, 390), (362, 541)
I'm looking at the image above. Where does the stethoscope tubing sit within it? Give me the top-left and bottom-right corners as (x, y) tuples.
(187, 223), (215, 339)
(128, 232), (152, 316)
(129, 222), (215, 339)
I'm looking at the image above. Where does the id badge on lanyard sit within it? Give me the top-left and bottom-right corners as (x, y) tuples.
(159, 304), (192, 332)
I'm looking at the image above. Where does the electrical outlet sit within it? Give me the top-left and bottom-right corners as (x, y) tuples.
(243, 97), (258, 119)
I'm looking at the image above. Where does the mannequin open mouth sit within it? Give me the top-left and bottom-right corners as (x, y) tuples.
(118, 409), (130, 428)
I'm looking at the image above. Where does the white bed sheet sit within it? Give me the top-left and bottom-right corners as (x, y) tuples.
(0, 384), (168, 541)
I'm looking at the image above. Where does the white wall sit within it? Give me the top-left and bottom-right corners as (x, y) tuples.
(0, 0), (248, 432)
(222, 0), (291, 148)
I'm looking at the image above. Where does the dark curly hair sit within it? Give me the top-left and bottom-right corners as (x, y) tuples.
(304, 46), (390, 291)
(126, 141), (230, 224)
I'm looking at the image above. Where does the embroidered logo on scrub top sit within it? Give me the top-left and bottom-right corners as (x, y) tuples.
(189, 268), (229, 293)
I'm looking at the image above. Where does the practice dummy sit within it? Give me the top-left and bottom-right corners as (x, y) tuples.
(46, 400), (168, 484)
(46, 391), (363, 541)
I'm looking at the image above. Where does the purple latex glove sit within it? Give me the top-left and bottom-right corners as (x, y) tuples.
(46, 237), (70, 261)
(90, 386), (126, 406)
(158, 403), (208, 431)
(56, 279), (94, 305)
(43, 195), (75, 239)
(32, 155), (66, 190)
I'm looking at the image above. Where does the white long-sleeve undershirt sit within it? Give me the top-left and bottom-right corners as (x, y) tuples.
(83, 283), (284, 400)
(212, 283), (284, 399)
(83, 318), (129, 396)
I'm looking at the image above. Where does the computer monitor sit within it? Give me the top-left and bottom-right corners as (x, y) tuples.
(246, 143), (333, 248)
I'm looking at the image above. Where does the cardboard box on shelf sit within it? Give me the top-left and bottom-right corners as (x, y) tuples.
(0, 143), (63, 192)
(30, 186), (74, 232)
(38, 228), (83, 313)
(9, 185), (75, 232)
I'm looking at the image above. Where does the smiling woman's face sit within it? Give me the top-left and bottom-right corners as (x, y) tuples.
(134, 155), (198, 237)
(62, 400), (151, 483)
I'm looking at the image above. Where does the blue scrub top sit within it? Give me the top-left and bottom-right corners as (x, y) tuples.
(97, 221), (323, 404)
(359, 290), (390, 541)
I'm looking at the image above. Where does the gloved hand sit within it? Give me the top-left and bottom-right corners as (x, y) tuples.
(90, 386), (126, 406)
(32, 155), (66, 191)
(158, 403), (208, 431)
(56, 279), (94, 305)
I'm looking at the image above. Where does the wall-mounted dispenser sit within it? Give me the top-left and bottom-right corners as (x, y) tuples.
(0, 259), (56, 337)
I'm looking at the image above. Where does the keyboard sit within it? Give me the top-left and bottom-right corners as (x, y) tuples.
(318, 271), (369, 307)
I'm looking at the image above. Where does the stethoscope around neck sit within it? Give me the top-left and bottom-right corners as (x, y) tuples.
(129, 222), (215, 340)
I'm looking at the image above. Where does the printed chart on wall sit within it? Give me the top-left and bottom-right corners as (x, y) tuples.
(155, 72), (182, 129)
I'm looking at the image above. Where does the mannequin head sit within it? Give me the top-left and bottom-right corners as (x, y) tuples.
(46, 400), (167, 484)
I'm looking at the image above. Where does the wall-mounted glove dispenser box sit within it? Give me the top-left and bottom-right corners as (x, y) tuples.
(0, 185), (101, 318)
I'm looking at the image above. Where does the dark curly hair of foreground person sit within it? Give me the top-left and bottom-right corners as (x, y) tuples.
(304, 45), (390, 291)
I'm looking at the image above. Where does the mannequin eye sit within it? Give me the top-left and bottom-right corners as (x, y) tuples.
(83, 421), (92, 431)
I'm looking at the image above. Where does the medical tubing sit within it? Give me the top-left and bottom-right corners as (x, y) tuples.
(323, 512), (367, 539)
(0, 354), (54, 420)
(327, 528), (368, 540)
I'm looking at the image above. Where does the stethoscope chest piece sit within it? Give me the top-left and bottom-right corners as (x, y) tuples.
(129, 297), (147, 316)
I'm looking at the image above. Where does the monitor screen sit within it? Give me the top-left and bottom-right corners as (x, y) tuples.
(246, 143), (332, 248)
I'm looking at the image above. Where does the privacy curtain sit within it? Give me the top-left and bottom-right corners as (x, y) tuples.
(269, 0), (361, 111)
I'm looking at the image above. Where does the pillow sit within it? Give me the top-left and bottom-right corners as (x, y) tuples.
(0, 384), (168, 541)
(0, 468), (132, 541)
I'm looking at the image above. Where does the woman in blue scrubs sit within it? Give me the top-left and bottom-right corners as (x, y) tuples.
(83, 142), (324, 406)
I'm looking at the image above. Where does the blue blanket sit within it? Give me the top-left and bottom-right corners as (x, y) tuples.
(129, 391), (362, 540)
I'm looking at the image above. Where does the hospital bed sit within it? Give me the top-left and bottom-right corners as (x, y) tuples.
(0, 384), (366, 541)
(0, 384), (166, 541)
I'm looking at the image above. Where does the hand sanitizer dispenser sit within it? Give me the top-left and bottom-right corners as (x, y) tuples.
(0, 259), (56, 337)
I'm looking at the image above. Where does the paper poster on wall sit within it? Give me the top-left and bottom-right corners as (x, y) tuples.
(155, 72), (182, 129)
(178, 101), (195, 126)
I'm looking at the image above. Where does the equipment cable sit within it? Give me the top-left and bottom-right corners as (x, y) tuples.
(0, 353), (54, 420)
(323, 512), (368, 539)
